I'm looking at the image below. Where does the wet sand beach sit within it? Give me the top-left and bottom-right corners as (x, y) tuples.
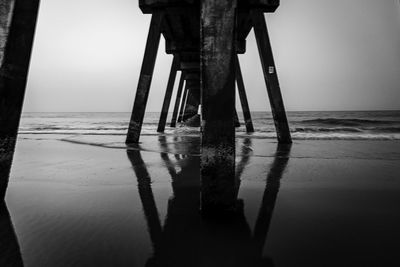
(2, 134), (400, 266)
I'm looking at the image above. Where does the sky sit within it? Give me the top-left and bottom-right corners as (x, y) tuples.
(23, 0), (400, 112)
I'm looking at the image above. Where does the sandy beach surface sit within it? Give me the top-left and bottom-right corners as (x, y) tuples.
(2, 134), (400, 267)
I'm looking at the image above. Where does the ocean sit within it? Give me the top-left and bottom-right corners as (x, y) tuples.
(19, 110), (400, 140)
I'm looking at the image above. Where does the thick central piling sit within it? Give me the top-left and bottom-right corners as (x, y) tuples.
(200, 0), (237, 215)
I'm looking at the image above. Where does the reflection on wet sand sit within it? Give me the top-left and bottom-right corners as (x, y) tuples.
(0, 201), (24, 267)
(0, 143), (24, 266)
(127, 137), (291, 267)
(0, 140), (15, 199)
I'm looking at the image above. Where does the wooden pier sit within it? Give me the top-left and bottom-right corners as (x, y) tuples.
(0, 0), (292, 213)
(128, 0), (292, 214)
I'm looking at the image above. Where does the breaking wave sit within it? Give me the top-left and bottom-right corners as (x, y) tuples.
(301, 118), (398, 126)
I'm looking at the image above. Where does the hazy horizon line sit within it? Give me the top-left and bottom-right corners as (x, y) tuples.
(21, 109), (400, 113)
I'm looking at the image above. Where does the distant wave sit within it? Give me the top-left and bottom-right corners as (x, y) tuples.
(19, 131), (127, 136)
(26, 126), (129, 131)
(376, 127), (400, 133)
(294, 126), (400, 133)
(301, 118), (398, 126)
(294, 127), (363, 133)
(289, 134), (400, 141)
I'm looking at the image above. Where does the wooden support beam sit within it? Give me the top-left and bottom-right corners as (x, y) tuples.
(234, 109), (240, 128)
(252, 10), (291, 144)
(0, 0), (40, 199)
(236, 55), (255, 133)
(181, 73), (199, 122)
(157, 55), (179, 132)
(181, 87), (193, 122)
(200, 0), (237, 215)
(177, 85), (188, 123)
(126, 12), (164, 144)
(170, 71), (186, 127)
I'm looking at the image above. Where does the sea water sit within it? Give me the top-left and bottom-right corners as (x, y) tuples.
(19, 110), (400, 140)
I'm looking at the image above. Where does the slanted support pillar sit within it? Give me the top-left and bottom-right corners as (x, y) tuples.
(0, 0), (40, 199)
(181, 73), (200, 122)
(200, 0), (237, 215)
(236, 55), (254, 132)
(177, 85), (188, 123)
(157, 55), (179, 132)
(252, 10), (291, 144)
(126, 12), (163, 144)
(170, 71), (186, 127)
(234, 109), (240, 128)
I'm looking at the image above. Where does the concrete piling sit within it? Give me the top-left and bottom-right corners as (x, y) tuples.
(0, 0), (40, 199)
(236, 55), (255, 133)
(170, 71), (186, 127)
(252, 10), (292, 144)
(126, 12), (163, 144)
(200, 0), (237, 215)
(181, 73), (200, 122)
(177, 85), (188, 123)
(157, 55), (179, 132)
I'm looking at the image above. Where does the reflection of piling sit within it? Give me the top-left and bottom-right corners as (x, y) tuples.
(234, 138), (253, 198)
(0, 202), (24, 266)
(126, 150), (163, 251)
(253, 144), (292, 255)
(0, 0), (40, 199)
(129, 137), (290, 266)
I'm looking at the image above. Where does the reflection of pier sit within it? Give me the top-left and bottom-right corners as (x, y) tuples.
(127, 139), (291, 266)
(0, 202), (24, 266)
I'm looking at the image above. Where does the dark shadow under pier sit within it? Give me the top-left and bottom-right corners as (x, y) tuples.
(127, 138), (291, 267)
